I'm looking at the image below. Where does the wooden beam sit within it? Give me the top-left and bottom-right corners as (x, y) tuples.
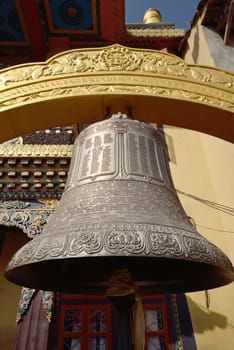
(224, 0), (234, 44)
(17, 0), (47, 60)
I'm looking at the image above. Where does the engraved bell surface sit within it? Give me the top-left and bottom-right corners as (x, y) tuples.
(5, 115), (234, 293)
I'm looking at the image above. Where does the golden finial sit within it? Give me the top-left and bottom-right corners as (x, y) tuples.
(142, 8), (162, 24)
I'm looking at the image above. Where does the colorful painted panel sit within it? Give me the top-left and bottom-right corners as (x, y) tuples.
(45, 0), (99, 34)
(0, 0), (26, 44)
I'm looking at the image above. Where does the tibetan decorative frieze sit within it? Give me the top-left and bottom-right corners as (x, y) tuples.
(0, 209), (53, 237)
(0, 44), (233, 143)
(6, 223), (232, 270)
(0, 45), (233, 89)
(0, 200), (30, 210)
(0, 144), (73, 157)
(0, 200), (57, 237)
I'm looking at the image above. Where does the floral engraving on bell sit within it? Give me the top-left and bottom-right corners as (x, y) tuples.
(104, 231), (146, 254)
(6, 223), (232, 272)
(68, 232), (102, 255)
(35, 236), (66, 259)
(8, 239), (39, 268)
(183, 237), (213, 262)
(148, 232), (183, 256)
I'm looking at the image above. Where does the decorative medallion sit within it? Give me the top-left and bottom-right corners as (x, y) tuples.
(44, 0), (99, 34)
(92, 46), (142, 71)
(59, 1), (85, 26)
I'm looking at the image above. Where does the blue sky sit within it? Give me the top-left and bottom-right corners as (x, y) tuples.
(125, 0), (200, 29)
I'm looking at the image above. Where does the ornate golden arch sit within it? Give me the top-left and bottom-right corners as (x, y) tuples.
(0, 44), (233, 142)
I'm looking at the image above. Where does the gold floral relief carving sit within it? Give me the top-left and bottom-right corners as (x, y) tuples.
(91, 46), (142, 71)
(0, 44), (233, 110)
(0, 44), (233, 91)
(0, 44), (234, 143)
(1, 84), (233, 114)
(0, 73), (233, 113)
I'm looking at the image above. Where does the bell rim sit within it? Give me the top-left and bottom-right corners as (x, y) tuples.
(5, 255), (234, 294)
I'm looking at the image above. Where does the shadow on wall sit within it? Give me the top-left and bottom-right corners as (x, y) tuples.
(186, 296), (228, 333)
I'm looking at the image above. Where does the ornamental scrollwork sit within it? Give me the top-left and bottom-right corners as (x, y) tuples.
(91, 46), (142, 71)
(0, 200), (30, 210)
(6, 223), (233, 270)
(0, 44), (233, 92)
(0, 210), (53, 237)
(0, 44), (233, 142)
(104, 231), (146, 254)
(1, 82), (233, 113)
(52, 52), (89, 73)
(16, 288), (54, 323)
(16, 287), (36, 323)
(148, 232), (183, 256)
(141, 53), (187, 77)
(68, 231), (103, 255)
(34, 236), (66, 260)
(183, 236), (213, 261)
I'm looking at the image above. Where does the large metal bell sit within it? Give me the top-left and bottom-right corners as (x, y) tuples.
(5, 115), (234, 294)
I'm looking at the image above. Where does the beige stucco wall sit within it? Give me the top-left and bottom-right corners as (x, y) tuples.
(183, 5), (214, 67)
(0, 230), (29, 350)
(165, 125), (234, 350)
(170, 7), (234, 348)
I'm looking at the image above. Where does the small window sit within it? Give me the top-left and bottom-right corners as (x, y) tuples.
(58, 296), (112, 350)
(57, 294), (171, 350)
(144, 303), (170, 350)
